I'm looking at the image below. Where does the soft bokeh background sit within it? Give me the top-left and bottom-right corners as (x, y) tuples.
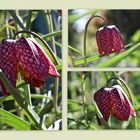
(68, 10), (140, 67)
(68, 71), (140, 129)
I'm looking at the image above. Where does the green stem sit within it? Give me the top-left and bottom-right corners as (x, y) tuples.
(54, 77), (59, 120)
(24, 84), (32, 106)
(83, 15), (105, 67)
(26, 11), (32, 30)
(38, 100), (53, 124)
(46, 10), (57, 54)
(46, 10), (60, 120)
(81, 72), (88, 124)
(0, 69), (46, 130)
(8, 10), (27, 31)
(42, 30), (62, 39)
(95, 42), (140, 68)
(13, 30), (59, 65)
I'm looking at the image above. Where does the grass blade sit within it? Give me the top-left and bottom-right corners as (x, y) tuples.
(42, 30), (62, 38)
(74, 55), (101, 66)
(68, 45), (83, 55)
(96, 42), (140, 68)
(0, 109), (31, 130)
(8, 10), (27, 30)
(26, 10), (32, 30)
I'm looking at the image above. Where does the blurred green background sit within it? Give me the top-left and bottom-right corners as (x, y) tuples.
(68, 10), (140, 67)
(68, 71), (140, 129)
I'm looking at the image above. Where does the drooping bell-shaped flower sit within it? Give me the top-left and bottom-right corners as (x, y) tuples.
(0, 39), (18, 96)
(15, 37), (59, 87)
(0, 37), (59, 96)
(96, 25), (124, 55)
(94, 85), (136, 122)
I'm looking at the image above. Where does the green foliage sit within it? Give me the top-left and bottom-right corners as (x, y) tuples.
(0, 109), (32, 130)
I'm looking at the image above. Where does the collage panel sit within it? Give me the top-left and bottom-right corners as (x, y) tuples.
(68, 9), (140, 67)
(0, 10), (62, 130)
(68, 71), (140, 129)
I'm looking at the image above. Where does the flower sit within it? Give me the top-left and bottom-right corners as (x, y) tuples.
(15, 37), (59, 87)
(94, 85), (136, 121)
(0, 37), (59, 96)
(0, 39), (18, 96)
(96, 25), (124, 55)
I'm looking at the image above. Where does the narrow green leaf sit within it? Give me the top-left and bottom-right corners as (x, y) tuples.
(30, 94), (53, 100)
(133, 105), (140, 111)
(56, 63), (62, 71)
(43, 36), (62, 49)
(0, 24), (16, 32)
(74, 55), (101, 66)
(68, 45), (83, 55)
(0, 70), (47, 130)
(8, 10), (27, 30)
(0, 109), (31, 130)
(96, 42), (140, 68)
(42, 30), (62, 38)
(26, 10), (32, 30)
(2, 94), (54, 102)
(16, 80), (26, 88)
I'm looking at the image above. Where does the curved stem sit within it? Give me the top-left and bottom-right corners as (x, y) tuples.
(14, 30), (59, 65)
(107, 77), (133, 104)
(83, 15), (106, 67)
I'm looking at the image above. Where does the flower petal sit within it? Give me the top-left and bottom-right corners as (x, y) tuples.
(28, 38), (59, 77)
(0, 39), (18, 96)
(94, 87), (111, 121)
(15, 37), (59, 87)
(96, 25), (124, 55)
(110, 85), (136, 121)
(111, 27), (124, 51)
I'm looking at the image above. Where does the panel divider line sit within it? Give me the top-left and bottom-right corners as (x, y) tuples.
(67, 68), (140, 71)
(62, 9), (68, 131)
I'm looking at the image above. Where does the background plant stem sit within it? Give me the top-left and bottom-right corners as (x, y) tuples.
(46, 10), (57, 55)
(81, 72), (88, 124)
(45, 10), (60, 120)
(83, 15), (105, 67)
